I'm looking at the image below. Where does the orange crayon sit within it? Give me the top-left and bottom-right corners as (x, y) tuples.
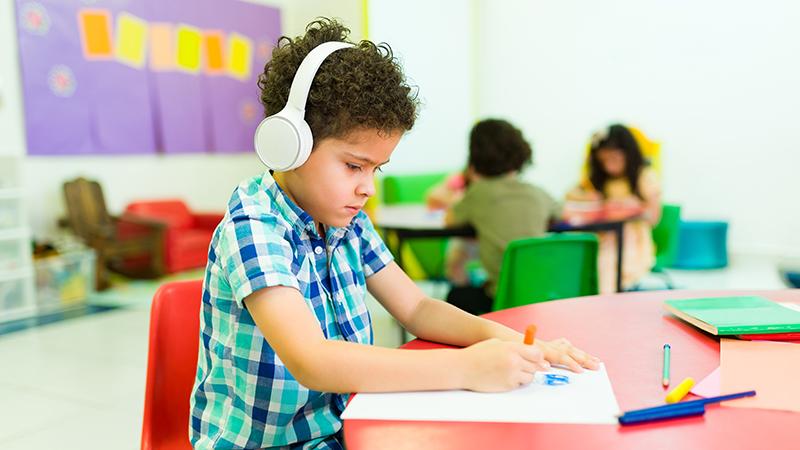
(524, 324), (537, 345)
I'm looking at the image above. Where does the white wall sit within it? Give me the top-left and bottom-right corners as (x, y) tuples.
(5, 0), (798, 257)
(368, 0), (475, 174)
(0, 0), (363, 239)
(476, 0), (799, 257)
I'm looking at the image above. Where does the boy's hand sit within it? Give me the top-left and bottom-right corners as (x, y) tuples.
(460, 338), (550, 392)
(536, 338), (601, 373)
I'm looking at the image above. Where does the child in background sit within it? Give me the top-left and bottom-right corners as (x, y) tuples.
(567, 124), (662, 293)
(445, 119), (561, 315)
(425, 171), (482, 287)
(190, 19), (599, 449)
(426, 170), (469, 210)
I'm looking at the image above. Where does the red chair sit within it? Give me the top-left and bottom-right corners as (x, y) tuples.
(123, 200), (223, 273)
(141, 280), (202, 450)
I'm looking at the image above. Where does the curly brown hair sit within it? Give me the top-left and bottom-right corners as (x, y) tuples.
(257, 18), (418, 142)
(468, 119), (533, 177)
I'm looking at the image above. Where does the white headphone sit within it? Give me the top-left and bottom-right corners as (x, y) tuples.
(254, 41), (354, 171)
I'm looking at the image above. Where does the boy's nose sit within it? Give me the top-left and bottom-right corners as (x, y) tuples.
(356, 177), (376, 197)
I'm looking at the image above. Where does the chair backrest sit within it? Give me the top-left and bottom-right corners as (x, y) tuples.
(381, 173), (450, 279)
(141, 280), (202, 450)
(126, 200), (194, 230)
(652, 204), (681, 269)
(382, 172), (449, 205)
(493, 233), (599, 311)
(63, 177), (113, 240)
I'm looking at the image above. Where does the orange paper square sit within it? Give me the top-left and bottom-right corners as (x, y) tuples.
(204, 31), (225, 74)
(78, 9), (113, 59)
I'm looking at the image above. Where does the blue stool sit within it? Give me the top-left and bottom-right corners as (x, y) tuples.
(673, 221), (729, 269)
(779, 264), (800, 288)
(784, 271), (800, 288)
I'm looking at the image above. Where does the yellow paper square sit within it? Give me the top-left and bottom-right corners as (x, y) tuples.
(149, 23), (174, 71)
(114, 12), (148, 68)
(227, 33), (252, 79)
(176, 25), (202, 72)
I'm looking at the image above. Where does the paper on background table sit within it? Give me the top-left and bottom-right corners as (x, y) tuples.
(342, 364), (619, 424)
(720, 339), (800, 412)
(781, 302), (800, 313)
(690, 366), (721, 398)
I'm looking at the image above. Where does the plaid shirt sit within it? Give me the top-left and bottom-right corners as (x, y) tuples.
(190, 172), (393, 449)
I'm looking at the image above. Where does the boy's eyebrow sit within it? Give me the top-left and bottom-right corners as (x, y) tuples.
(344, 152), (390, 166)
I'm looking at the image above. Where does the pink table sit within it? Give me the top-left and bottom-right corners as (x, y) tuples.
(344, 289), (800, 449)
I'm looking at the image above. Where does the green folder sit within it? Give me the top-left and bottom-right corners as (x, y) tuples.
(664, 296), (800, 335)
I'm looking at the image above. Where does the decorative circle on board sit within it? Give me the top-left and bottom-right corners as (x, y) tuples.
(20, 2), (51, 36)
(239, 99), (259, 123)
(240, 99), (259, 124)
(257, 40), (272, 62)
(47, 65), (77, 97)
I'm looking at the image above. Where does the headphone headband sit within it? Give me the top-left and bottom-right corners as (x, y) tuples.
(286, 41), (354, 112)
(254, 41), (354, 171)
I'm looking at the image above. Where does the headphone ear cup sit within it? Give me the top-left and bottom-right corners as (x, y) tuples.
(254, 108), (306, 171)
(293, 118), (313, 170)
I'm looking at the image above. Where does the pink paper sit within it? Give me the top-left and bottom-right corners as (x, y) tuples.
(720, 338), (800, 412)
(690, 366), (721, 398)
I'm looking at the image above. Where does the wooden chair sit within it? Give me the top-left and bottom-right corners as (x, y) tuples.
(62, 177), (166, 290)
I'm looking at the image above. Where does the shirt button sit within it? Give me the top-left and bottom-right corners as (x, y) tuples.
(314, 246), (323, 255)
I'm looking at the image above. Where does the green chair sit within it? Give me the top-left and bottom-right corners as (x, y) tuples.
(652, 204), (682, 270)
(382, 173), (450, 205)
(381, 173), (450, 279)
(493, 233), (599, 311)
(649, 204), (681, 289)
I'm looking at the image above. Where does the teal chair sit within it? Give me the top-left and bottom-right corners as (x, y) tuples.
(674, 221), (729, 269)
(493, 233), (599, 311)
(381, 173), (450, 279)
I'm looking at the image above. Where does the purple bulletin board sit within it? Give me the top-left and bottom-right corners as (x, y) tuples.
(14, 0), (281, 155)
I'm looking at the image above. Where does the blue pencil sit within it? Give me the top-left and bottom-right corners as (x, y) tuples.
(619, 390), (756, 419)
(619, 403), (705, 425)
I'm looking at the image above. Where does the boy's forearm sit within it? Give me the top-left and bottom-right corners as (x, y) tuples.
(298, 341), (466, 393)
(404, 297), (522, 346)
(294, 298), (524, 394)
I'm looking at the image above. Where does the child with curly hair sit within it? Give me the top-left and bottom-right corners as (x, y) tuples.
(190, 20), (599, 449)
(444, 119), (561, 314)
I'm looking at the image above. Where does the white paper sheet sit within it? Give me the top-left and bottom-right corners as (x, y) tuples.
(342, 363), (620, 424)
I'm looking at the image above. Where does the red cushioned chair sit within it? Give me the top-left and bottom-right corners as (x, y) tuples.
(141, 280), (202, 450)
(123, 200), (223, 273)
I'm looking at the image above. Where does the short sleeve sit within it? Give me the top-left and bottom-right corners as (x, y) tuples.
(638, 168), (661, 201)
(216, 216), (299, 306)
(543, 188), (562, 220)
(356, 212), (394, 277)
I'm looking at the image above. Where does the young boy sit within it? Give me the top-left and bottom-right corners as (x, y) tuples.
(445, 119), (561, 315)
(190, 19), (599, 449)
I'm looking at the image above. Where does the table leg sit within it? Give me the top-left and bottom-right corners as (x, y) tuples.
(393, 232), (407, 344)
(615, 223), (625, 292)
